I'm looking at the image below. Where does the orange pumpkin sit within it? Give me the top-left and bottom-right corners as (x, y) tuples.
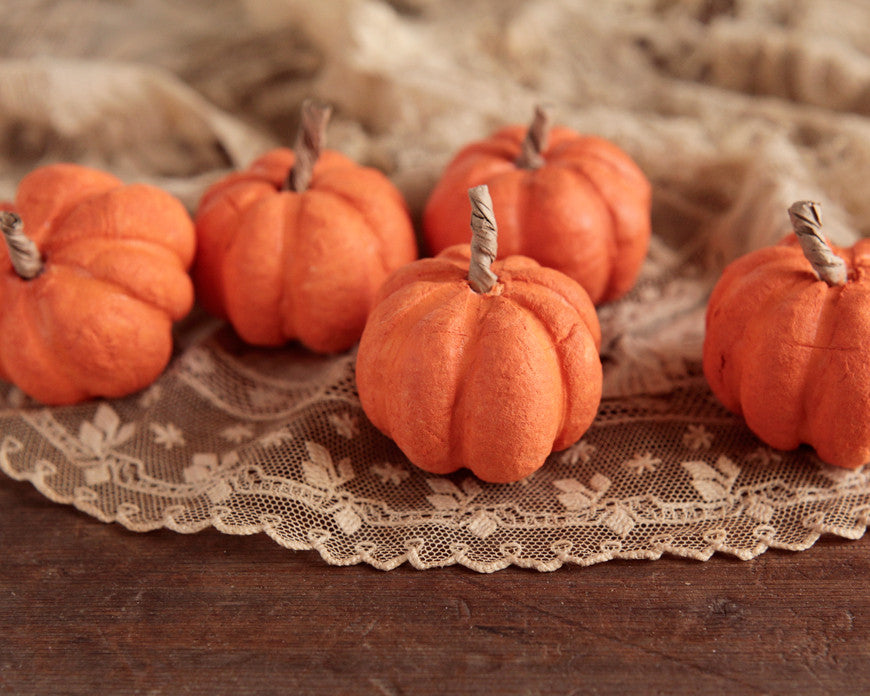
(0, 163), (195, 405)
(357, 185), (602, 483)
(423, 106), (651, 305)
(193, 100), (417, 353)
(704, 201), (870, 469)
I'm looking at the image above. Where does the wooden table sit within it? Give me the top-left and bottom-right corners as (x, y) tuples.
(2, 471), (868, 695)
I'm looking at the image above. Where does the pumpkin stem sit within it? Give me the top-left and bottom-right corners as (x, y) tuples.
(468, 185), (498, 294)
(285, 99), (333, 193)
(0, 211), (43, 280)
(788, 201), (847, 287)
(515, 104), (551, 170)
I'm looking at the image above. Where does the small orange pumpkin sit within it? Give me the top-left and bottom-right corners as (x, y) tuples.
(357, 185), (602, 483)
(0, 163), (195, 405)
(423, 106), (651, 305)
(704, 201), (870, 469)
(193, 100), (417, 353)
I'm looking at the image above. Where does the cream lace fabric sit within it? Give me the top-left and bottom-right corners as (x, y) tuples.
(3, 0), (870, 571)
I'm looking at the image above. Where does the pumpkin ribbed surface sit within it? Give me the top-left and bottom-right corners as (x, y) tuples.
(193, 148), (417, 353)
(356, 245), (602, 483)
(704, 233), (870, 468)
(423, 122), (651, 305)
(0, 164), (195, 405)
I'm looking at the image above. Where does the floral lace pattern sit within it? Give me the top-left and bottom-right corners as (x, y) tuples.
(3, 309), (870, 572)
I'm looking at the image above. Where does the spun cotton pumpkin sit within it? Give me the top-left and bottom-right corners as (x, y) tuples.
(193, 100), (417, 353)
(704, 200), (870, 469)
(0, 163), (195, 405)
(356, 185), (603, 483)
(423, 105), (652, 305)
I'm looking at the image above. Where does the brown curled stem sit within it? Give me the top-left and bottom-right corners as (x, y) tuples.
(285, 99), (332, 192)
(515, 105), (551, 170)
(0, 211), (43, 280)
(788, 201), (847, 287)
(468, 185), (498, 294)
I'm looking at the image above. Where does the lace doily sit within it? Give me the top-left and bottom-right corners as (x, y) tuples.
(3, 0), (870, 571)
(3, 272), (870, 573)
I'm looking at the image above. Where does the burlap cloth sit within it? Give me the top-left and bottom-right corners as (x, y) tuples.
(3, 0), (870, 571)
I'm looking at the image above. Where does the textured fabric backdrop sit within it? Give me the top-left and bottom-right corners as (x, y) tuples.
(3, 0), (870, 571)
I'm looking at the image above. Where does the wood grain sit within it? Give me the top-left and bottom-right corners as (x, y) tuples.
(2, 472), (869, 695)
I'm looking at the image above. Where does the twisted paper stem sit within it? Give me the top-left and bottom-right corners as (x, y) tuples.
(0, 211), (43, 280)
(788, 201), (847, 287)
(515, 105), (551, 170)
(286, 99), (332, 192)
(468, 185), (498, 294)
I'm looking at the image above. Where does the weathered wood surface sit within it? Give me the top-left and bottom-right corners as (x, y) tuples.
(2, 473), (868, 695)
